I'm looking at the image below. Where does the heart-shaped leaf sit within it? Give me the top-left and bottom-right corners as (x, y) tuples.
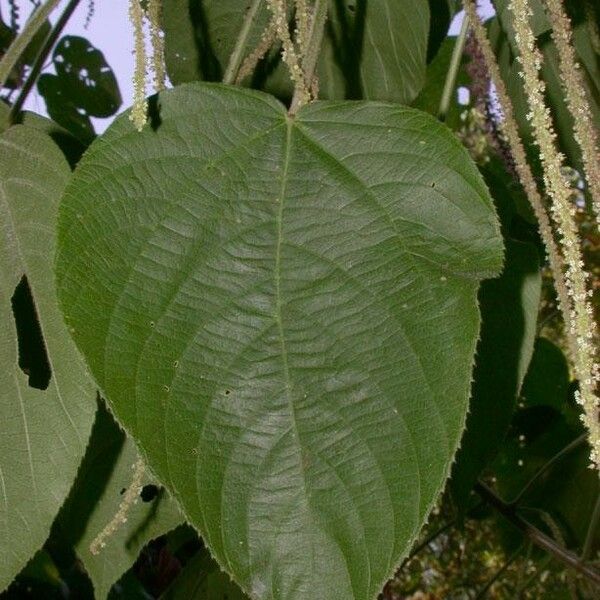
(0, 125), (96, 591)
(56, 83), (503, 599)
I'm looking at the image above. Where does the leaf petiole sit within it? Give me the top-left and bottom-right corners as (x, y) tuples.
(0, 0), (62, 92)
(438, 12), (469, 122)
(223, 0), (265, 85)
(8, 0), (82, 125)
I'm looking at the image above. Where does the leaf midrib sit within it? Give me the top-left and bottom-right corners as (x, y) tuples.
(274, 117), (311, 512)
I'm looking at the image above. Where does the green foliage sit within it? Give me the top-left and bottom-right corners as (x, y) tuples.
(412, 36), (470, 131)
(0, 1), (598, 597)
(493, 377), (599, 556)
(38, 35), (121, 143)
(0, 11), (50, 89)
(490, 0), (600, 174)
(50, 403), (183, 598)
(0, 125), (96, 590)
(163, 0), (435, 103)
(426, 0), (459, 62)
(162, 548), (249, 600)
(55, 83), (502, 599)
(449, 162), (542, 511)
(521, 338), (570, 410)
(318, 0), (430, 101)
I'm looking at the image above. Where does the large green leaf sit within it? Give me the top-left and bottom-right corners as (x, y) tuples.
(50, 403), (183, 599)
(56, 83), (503, 599)
(0, 125), (96, 590)
(163, 0), (431, 103)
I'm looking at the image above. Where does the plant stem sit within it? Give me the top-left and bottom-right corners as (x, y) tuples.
(9, 0), (82, 124)
(289, 0), (328, 115)
(0, 0), (62, 92)
(513, 433), (587, 505)
(438, 12), (469, 121)
(223, 0), (264, 85)
(475, 481), (600, 585)
(582, 491), (600, 560)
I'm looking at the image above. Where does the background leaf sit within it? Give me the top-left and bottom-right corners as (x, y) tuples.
(449, 161), (542, 511)
(490, 0), (600, 175)
(0, 125), (96, 591)
(38, 35), (122, 143)
(492, 383), (599, 556)
(56, 83), (503, 599)
(163, 0), (433, 103)
(50, 402), (183, 599)
(161, 547), (249, 600)
(0, 13), (51, 89)
(520, 338), (570, 410)
(318, 0), (430, 102)
(412, 36), (470, 130)
(426, 0), (459, 62)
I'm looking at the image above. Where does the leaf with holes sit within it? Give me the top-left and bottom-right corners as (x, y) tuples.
(164, 0), (431, 103)
(38, 35), (122, 143)
(56, 83), (503, 600)
(50, 402), (183, 599)
(0, 125), (96, 591)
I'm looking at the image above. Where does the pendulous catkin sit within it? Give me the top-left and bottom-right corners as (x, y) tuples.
(89, 458), (146, 555)
(266, 0), (310, 106)
(129, 0), (148, 131)
(544, 0), (600, 226)
(463, 0), (573, 350)
(508, 0), (600, 468)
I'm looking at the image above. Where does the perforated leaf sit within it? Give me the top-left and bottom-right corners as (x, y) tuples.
(0, 125), (96, 590)
(56, 83), (503, 600)
(38, 35), (122, 143)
